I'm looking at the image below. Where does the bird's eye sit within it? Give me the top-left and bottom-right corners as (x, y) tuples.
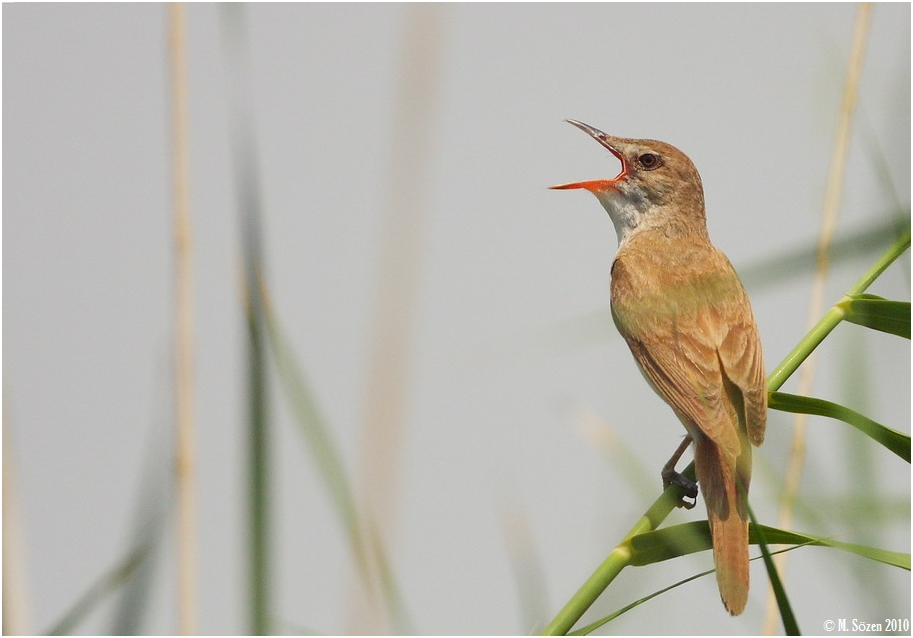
(639, 153), (661, 169)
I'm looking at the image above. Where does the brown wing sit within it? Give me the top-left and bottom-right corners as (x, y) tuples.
(610, 246), (766, 458)
(718, 309), (767, 446)
(621, 312), (742, 466)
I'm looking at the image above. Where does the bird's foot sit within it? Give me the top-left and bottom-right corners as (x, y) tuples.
(662, 468), (698, 509)
(661, 436), (698, 509)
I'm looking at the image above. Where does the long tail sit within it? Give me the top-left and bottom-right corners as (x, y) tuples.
(694, 434), (751, 615)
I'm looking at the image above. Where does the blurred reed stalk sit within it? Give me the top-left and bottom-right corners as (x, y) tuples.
(762, 3), (872, 633)
(500, 500), (549, 634)
(347, 4), (445, 632)
(2, 422), (33, 635)
(168, 3), (199, 634)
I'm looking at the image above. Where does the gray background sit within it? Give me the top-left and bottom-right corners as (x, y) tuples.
(4, 3), (910, 635)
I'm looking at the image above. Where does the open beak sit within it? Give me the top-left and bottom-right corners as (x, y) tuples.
(550, 119), (628, 192)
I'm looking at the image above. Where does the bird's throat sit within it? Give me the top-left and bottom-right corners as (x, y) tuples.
(592, 185), (649, 247)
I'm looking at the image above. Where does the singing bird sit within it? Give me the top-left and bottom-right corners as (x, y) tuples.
(551, 120), (767, 615)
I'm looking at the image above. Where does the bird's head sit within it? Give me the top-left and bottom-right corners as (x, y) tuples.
(551, 119), (707, 245)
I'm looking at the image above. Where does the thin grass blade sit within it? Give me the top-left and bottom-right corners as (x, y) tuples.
(568, 568), (713, 635)
(264, 298), (411, 631)
(264, 306), (370, 579)
(110, 402), (173, 635)
(44, 545), (150, 636)
(220, 5), (273, 634)
(747, 503), (799, 635)
(769, 391), (910, 462)
(624, 521), (909, 570)
(570, 543), (812, 635)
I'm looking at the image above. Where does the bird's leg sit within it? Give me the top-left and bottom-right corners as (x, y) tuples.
(662, 436), (698, 509)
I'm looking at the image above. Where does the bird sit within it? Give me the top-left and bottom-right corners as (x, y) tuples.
(550, 119), (767, 615)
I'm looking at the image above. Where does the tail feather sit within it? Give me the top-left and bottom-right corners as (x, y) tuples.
(694, 434), (751, 615)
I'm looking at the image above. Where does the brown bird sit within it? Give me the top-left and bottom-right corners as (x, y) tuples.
(551, 119), (767, 615)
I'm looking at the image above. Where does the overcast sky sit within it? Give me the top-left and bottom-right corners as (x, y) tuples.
(4, 3), (910, 635)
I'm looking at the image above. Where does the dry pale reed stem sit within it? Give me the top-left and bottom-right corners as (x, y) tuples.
(762, 4), (872, 633)
(346, 4), (445, 633)
(169, 3), (198, 635)
(3, 422), (33, 635)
